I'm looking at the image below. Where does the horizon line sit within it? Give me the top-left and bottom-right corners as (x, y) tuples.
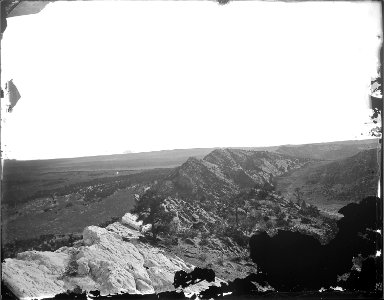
(2, 137), (379, 162)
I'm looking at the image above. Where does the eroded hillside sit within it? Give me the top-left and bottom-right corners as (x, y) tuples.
(275, 149), (380, 212)
(162, 149), (310, 200)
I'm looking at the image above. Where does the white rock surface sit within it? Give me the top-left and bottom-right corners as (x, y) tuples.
(106, 222), (143, 239)
(2, 251), (70, 299)
(2, 222), (201, 299)
(121, 212), (143, 230)
(141, 224), (152, 233)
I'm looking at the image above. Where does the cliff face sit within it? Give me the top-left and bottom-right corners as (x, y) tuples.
(2, 218), (217, 299)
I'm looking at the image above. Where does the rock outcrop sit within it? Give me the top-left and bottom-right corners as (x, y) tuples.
(163, 149), (308, 200)
(121, 212), (143, 230)
(2, 219), (204, 299)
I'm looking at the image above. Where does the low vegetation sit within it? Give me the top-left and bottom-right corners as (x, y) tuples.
(2, 233), (82, 259)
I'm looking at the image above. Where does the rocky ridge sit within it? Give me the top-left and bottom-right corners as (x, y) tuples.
(162, 148), (309, 200)
(150, 149), (335, 244)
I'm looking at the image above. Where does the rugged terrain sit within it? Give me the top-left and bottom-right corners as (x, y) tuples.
(3, 142), (379, 255)
(161, 148), (310, 199)
(2, 216), (226, 299)
(1, 139), (381, 298)
(1, 148), (310, 245)
(275, 148), (380, 213)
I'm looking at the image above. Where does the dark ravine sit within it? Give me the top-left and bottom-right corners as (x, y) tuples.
(249, 196), (382, 292)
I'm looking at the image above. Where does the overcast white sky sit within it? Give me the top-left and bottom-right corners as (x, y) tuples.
(1, 1), (382, 160)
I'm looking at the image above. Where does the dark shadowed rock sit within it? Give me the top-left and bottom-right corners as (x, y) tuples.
(174, 267), (215, 289)
(184, 238), (196, 245)
(249, 196), (382, 292)
(249, 230), (326, 291)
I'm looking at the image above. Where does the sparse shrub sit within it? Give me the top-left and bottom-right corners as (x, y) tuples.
(272, 206), (282, 215)
(178, 228), (199, 240)
(190, 228), (200, 238)
(300, 204), (320, 217)
(258, 190), (269, 199)
(131, 190), (174, 239)
(65, 259), (79, 277)
(177, 229), (188, 240)
(257, 182), (275, 193)
(322, 216), (339, 235)
(199, 253), (208, 261)
(192, 221), (206, 231)
(199, 232), (210, 247)
(2, 233), (83, 259)
(230, 256), (242, 263)
(212, 221), (227, 237)
(217, 256), (225, 266)
(223, 226), (249, 247)
(251, 200), (261, 210)
(293, 187), (304, 205)
(276, 211), (286, 220)
(163, 236), (178, 247)
(300, 200), (307, 209)
(205, 221), (216, 233)
(98, 216), (120, 228)
(73, 286), (83, 295)
(276, 217), (290, 227)
(265, 220), (274, 229)
(230, 253), (249, 263)
(200, 238), (209, 247)
(240, 216), (257, 234)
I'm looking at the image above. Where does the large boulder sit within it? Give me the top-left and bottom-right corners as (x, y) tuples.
(121, 213), (143, 230)
(2, 251), (70, 299)
(2, 223), (195, 298)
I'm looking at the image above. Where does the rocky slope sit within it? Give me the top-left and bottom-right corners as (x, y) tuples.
(2, 217), (224, 299)
(132, 149), (337, 248)
(275, 149), (380, 209)
(162, 149), (309, 200)
(304, 149), (380, 200)
(162, 191), (337, 246)
(150, 149), (337, 242)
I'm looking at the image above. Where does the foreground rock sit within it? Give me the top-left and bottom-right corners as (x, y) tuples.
(2, 221), (216, 299)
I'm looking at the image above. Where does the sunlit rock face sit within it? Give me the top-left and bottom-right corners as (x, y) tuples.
(2, 222), (195, 299)
(2, 251), (70, 299)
